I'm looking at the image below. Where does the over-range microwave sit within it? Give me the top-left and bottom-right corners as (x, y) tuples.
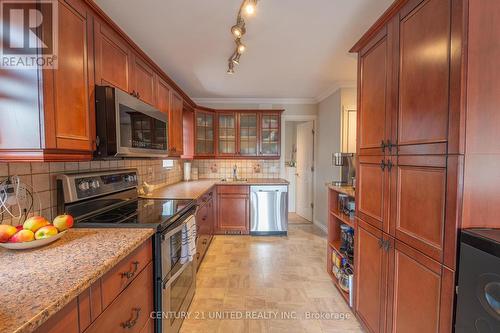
(95, 85), (169, 158)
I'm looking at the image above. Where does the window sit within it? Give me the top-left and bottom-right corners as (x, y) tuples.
(163, 160), (174, 169)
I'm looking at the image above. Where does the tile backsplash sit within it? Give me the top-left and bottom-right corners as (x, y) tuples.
(0, 160), (183, 226)
(191, 159), (280, 179)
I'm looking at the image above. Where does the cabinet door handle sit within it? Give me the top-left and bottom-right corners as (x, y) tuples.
(383, 239), (391, 252)
(386, 139), (393, 153)
(121, 261), (139, 279)
(380, 160), (386, 171)
(378, 238), (384, 248)
(121, 307), (141, 329)
(386, 160), (393, 172)
(380, 140), (386, 153)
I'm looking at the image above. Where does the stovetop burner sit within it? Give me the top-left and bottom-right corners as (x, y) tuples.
(73, 197), (194, 230)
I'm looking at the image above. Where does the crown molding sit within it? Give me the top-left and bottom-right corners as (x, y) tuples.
(193, 97), (318, 106)
(193, 81), (357, 106)
(315, 80), (357, 103)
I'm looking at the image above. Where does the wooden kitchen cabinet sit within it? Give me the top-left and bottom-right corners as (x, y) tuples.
(355, 221), (389, 333)
(131, 54), (157, 106)
(34, 298), (79, 333)
(195, 110), (216, 156)
(356, 155), (390, 233)
(34, 238), (153, 333)
(216, 185), (250, 234)
(239, 113), (259, 156)
(259, 113), (281, 157)
(358, 27), (393, 156)
(396, 0), (450, 153)
(157, 77), (183, 156)
(94, 19), (132, 93)
(218, 112), (237, 156)
(386, 240), (454, 333)
(0, 0), (95, 161)
(196, 188), (215, 268)
(182, 106), (195, 159)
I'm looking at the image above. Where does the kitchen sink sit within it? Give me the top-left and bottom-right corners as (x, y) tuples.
(220, 178), (248, 183)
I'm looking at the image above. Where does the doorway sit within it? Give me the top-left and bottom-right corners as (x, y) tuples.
(283, 119), (315, 224)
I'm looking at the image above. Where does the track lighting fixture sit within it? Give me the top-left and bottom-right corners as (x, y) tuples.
(227, 61), (235, 74)
(227, 0), (259, 74)
(231, 17), (246, 38)
(244, 0), (257, 15)
(237, 40), (246, 54)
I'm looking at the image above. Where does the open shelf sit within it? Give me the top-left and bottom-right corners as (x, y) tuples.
(330, 210), (355, 228)
(328, 268), (350, 304)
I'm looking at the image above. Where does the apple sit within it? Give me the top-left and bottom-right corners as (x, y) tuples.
(23, 216), (50, 233)
(35, 225), (58, 240)
(0, 225), (17, 243)
(53, 214), (74, 232)
(9, 229), (35, 242)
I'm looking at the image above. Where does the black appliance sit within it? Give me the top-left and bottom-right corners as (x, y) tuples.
(95, 85), (169, 158)
(57, 169), (197, 333)
(455, 228), (500, 333)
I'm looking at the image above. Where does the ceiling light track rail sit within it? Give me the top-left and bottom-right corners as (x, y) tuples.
(227, 0), (258, 74)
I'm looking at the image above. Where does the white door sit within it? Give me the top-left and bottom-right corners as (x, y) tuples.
(296, 121), (314, 221)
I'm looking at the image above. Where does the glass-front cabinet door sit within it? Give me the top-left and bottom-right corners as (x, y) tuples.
(218, 113), (236, 155)
(259, 113), (280, 156)
(239, 113), (258, 156)
(195, 111), (215, 156)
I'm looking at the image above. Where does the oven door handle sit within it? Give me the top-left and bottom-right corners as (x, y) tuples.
(162, 261), (190, 290)
(161, 214), (194, 240)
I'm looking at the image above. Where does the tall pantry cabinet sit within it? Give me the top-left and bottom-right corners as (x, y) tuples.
(350, 0), (500, 332)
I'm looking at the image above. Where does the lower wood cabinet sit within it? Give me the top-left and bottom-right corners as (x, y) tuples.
(216, 185), (249, 234)
(34, 238), (153, 333)
(85, 262), (153, 333)
(386, 241), (454, 333)
(196, 188), (215, 268)
(355, 221), (389, 333)
(355, 219), (454, 333)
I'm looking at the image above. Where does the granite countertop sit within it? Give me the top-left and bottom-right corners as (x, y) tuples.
(0, 228), (155, 333)
(142, 179), (289, 200)
(327, 183), (356, 198)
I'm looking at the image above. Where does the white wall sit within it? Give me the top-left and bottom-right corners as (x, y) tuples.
(314, 88), (357, 229)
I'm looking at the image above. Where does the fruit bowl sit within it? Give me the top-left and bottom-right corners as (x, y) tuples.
(0, 231), (67, 250)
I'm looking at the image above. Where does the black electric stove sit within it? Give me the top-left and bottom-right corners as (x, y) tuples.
(56, 169), (198, 333)
(72, 196), (194, 230)
(56, 169), (195, 231)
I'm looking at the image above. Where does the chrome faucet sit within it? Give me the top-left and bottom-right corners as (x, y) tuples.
(232, 165), (238, 180)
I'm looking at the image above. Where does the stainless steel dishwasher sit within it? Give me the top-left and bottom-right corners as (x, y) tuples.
(250, 185), (288, 236)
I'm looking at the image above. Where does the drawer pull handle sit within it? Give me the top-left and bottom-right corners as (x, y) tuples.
(121, 261), (139, 279)
(121, 307), (141, 329)
(202, 239), (208, 245)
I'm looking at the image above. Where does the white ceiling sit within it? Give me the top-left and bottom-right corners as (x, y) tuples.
(94, 0), (393, 102)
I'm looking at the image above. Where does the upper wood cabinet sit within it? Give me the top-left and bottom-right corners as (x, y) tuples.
(259, 113), (281, 157)
(94, 19), (132, 92)
(0, 0), (94, 162)
(358, 29), (392, 156)
(169, 92), (184, 156)
(397, 0), (450, 152)
(356, 0), (453, 156)
(195, 110), (216, 156)
(132, 55), (156, 106)
(182, 107), (195, 159)
(217, 112), (237, 156)
(239, 113), (259, 156)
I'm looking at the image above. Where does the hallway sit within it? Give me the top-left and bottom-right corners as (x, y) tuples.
(180, 224), (362, 333)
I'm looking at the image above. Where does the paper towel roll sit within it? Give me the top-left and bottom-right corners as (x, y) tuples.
(183, 162), (191, 181)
